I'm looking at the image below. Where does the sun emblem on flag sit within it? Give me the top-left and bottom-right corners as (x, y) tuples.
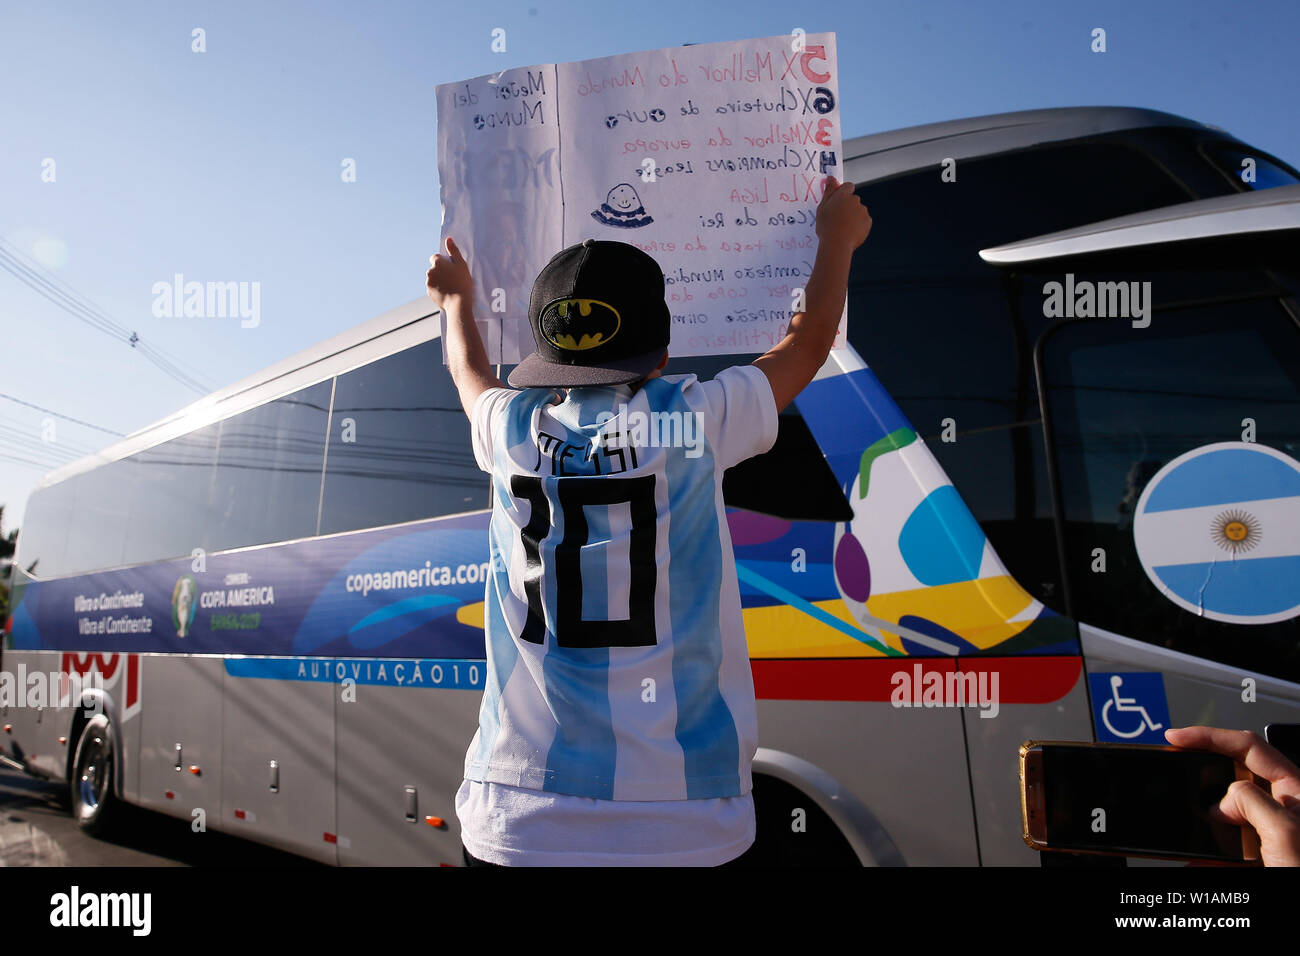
(1210, 509), (1261, 553)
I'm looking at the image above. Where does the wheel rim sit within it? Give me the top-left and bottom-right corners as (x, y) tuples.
(77, 732), (109, 815)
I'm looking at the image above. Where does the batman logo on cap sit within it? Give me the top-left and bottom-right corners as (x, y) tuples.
(539, 298), (621, 351)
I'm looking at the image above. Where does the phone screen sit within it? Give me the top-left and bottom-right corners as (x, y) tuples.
(1041, 746), (1245, 859)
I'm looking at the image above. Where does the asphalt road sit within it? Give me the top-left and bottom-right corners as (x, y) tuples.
(0, 766), (321, 867)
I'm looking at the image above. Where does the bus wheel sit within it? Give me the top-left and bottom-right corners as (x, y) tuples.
(70, 714), (118, 836)
(751, 774), (861, 866)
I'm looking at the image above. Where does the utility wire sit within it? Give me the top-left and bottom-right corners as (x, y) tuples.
(0, 392), (124, 437)
(0, 451), (70, 473)
(0, 429), (97, 465)
(0, 243), (205, 393)
(0, 238), (218, 394)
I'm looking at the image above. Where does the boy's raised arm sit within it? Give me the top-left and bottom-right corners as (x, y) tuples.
(427, 236), (506, 417)
(751, 175), (872, 413)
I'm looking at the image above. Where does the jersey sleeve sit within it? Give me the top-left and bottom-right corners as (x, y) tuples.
(470, 387), (516, 474)
(693, 364), (780, 470)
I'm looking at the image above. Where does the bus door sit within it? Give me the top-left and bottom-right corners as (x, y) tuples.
(793, 348), (1093, 865)
(1026, 233), (1300, 762)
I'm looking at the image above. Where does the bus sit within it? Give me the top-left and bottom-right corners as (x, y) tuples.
(4, 106), (1299, 866)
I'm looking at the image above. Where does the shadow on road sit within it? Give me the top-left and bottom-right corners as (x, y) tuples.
(1, 768), (322, 867)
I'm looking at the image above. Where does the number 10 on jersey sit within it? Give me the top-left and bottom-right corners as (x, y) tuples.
(510, 474), (658, 648)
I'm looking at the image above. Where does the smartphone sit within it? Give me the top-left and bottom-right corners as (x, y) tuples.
(1020, 740), (1260, 863)
(1264, 723), (1300, 768)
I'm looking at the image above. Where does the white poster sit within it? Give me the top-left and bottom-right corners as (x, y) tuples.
(435, 32), (845, 365)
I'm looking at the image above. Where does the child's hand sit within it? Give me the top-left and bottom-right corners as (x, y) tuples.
(426, 236), (475, 308)
(815, 174), (872, 252)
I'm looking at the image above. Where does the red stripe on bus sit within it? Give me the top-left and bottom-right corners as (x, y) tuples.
(751, 656), (1082, 704)
(964, 657), (1083, 704)
(323, 832), (338, 844)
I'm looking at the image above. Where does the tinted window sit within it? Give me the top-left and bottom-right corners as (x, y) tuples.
(320, 341), (488, 534)
(1042, 299), (1300, 681)
(121, 424), (220, 566)
(15, 478), (76, 579)
(661, 354), (850, 520)
(849, 141), (1192, 285)
(1203, 142), (1300, 192)
(66, 458), (136, 574)
(207, 381), (331, 551)
(845, 141), (1194, 606)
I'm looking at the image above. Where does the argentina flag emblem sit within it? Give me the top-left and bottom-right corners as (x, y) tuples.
(1133, 442), (1300, 625)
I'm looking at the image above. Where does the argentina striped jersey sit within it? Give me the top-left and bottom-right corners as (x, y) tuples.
(465, 364), (779, 800)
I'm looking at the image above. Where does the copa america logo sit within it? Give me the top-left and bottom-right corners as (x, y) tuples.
(171, 575), (198, 637)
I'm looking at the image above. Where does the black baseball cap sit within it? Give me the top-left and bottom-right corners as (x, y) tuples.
(508, 239), (671, 388)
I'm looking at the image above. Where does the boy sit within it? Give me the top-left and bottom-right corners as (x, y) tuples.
(426, 173), (871, 865)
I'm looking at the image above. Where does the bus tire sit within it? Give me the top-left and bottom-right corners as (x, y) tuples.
(70, 713), (118, 836)
(750, 774), (861, 866)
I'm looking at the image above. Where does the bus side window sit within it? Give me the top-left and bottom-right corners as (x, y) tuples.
(205, 380), (332, 552)
(1201, 141), (1300, 192)
(65, 458), (135, 575)
(1040, 295), (1300, 682)
(13, 478), (76, 580)
(121, 423), (220, 567)
(319, 339), (489, 535)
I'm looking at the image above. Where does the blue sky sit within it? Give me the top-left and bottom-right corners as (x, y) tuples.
(2, 0), (1298, 529)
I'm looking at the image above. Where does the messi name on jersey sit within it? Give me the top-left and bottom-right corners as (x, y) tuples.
(532, 407), (705, 475)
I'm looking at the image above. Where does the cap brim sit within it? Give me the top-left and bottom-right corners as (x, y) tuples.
(507, 347), (667, 388)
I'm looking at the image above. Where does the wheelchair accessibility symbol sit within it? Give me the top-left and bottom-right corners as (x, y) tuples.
(1088, 672), (1172, 743)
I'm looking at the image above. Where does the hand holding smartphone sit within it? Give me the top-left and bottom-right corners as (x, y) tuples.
(1167, 725), (1300, 867)
(1020, 739), (1261, 863)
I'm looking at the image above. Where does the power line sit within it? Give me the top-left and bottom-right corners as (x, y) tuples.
(0, 242), (207, 393)
(0, 427), (99, 466)
(0, 238), (218, 394)
(0, 392), (124, 437)
(0, 432), (75, 469)
(0, 431), (85, 464)
(0, 450), (63, 471)
(136, 340), (212, 392)
(0, 240), (130, 337)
